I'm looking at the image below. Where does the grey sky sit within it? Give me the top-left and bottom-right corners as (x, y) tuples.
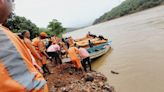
(15, 0), (124, 28)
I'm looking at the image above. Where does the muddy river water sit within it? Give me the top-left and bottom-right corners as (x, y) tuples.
(64, 6), (164, 92)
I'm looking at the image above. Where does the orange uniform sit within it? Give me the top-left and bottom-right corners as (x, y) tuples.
(24, 38), (42, 70)
(32, 38), (47, 65)
(32, 37), (40, 47)
(68, 47), (82, 69)
(69, 37), (74, 46)
(38, 40), (47, 65)
(0, 26), (48, 91)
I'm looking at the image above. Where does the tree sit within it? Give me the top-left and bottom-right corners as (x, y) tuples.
(3, 14), (65, 38)
(47, 19), (66, 37)
(3, 13), (39, 39)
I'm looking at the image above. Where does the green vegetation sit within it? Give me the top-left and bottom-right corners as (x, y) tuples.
(47, 19), (66, 37)
(3, 13), (39, 39)
(39, 20), (66, 37)
(4, 14), (66, 38)
(93, 0), (164, 24)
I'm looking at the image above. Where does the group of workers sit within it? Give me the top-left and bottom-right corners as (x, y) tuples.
(0, 0), (92, 91)
(19, 30), (92, 74)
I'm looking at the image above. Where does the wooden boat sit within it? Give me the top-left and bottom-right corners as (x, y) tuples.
(62, 35), (111, 63)
(75, 35), (111, 59)
(75, 37), (108, 47)
(62, 41), (111, 63)
(87, 41), (111, 59)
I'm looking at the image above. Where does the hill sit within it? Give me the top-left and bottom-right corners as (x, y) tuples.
(93, 0), (164, 24)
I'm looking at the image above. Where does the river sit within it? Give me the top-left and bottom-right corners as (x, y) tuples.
(64, 5), (164, 92)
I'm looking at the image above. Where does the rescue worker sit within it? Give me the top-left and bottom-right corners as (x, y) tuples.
(78, 46), (92, 72)
(68, 44), (84, 72)
(0, 0), (48, 91)
(22, 30), (43, 73)
(39, 32), (51, 74)
(47, 40), (62, 65)
(32, 32), (51, 74)
(68, 36), (74, 46)
(60, 38), (68, 58)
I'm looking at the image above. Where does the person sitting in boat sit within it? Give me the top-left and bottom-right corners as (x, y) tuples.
(87, 31), (97, 38)
(78, 46), (92, 72)
(88, 40), (94, 48)
(98, 35), (108, 41)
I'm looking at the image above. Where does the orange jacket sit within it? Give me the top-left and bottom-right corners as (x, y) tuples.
(0, 26), (48, 92)
(68, 47), (82, 69)
(32, 37), (40, 49)
(32, 38), (47, 65)
(24, 38), (43, 68)
(68, 47), (80, 60)
(24, 38), (41, 60)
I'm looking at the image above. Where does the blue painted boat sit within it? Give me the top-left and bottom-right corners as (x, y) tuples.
(87, 41), (111, 59)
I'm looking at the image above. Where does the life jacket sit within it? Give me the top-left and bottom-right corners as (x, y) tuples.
(0, 26), (48, 92)
(32, 37), (40, 50)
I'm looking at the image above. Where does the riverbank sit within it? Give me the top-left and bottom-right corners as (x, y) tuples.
(47, 63), (115, 92)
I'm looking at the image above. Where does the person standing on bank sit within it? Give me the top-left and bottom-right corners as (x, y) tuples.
(38, 32), (51, 74)
(22, 30), (43, 73)
(47, 40), (62, 65)
(68, 44), (84, 72)
(78, 46), (92, 72)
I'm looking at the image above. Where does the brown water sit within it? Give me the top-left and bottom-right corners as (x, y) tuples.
(64, 6), (164, 92)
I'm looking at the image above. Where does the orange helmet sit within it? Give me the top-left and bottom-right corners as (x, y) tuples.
(40, 32), (47, 37)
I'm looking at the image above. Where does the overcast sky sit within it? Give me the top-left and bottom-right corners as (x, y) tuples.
(15, 0), (124, 28)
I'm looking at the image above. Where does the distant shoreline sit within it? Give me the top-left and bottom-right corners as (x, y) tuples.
(93, 0), (164, 24)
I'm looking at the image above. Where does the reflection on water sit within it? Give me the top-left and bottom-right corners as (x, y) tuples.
(64, 6), (164, 92)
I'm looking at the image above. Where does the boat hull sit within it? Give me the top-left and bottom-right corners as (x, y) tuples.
(89, 45), (111, 59)
(62, 41), (112, 63)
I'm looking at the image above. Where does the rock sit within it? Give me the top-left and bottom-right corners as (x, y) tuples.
(81, 88), (90, 92)
(69, 71), (73, 75)
(50, 85), (58, 92)
(98, 81), (104, 87)
(61, 87), (70, 92)
(85, 76), (94, 82)
(47, 64), (115, 92)
(69, 84), (74, 89)
(103, 84), (115, 92)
